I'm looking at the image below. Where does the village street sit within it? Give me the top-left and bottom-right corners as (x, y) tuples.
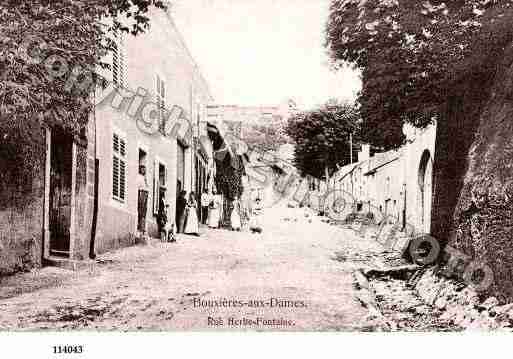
(0, 206), (389, 331)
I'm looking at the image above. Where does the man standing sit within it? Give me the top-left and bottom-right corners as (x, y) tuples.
(176, 190), (188, 233)
(137, 165), (149, 240)
(200, 189), (212, 225)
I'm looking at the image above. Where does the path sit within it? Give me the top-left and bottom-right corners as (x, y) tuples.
(0, 206), (384, 331)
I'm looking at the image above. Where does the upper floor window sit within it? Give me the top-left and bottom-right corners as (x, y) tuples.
(112, 30), (126, 88)
(113, 132), (127, 202)
(156, 74), (166, 120)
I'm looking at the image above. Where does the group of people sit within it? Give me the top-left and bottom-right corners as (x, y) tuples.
(139, 170), (264, 242)
(200, 190), (223, 229)
(200, 190), (263, 233)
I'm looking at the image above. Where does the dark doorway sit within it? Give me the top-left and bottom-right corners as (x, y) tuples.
(49, 128), (73, 257)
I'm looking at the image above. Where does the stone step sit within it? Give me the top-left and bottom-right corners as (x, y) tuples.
(43, 256), (95, 272)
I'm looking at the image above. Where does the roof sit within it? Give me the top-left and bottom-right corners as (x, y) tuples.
(363, 150), (401, 176)
(336, 162), (364, 182)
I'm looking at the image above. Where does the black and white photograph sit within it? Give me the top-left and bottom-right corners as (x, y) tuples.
(1, 0), (513, 350)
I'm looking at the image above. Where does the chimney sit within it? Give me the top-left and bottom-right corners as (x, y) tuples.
(358, 144), (370, 162)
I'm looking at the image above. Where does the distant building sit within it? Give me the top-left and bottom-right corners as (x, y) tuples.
(206, 103), (291, 139)
(333, 122), (437, 234)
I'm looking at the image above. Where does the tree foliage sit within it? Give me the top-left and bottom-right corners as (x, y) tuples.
(215, 154), (245, 201)
(326, 0), (513, 149)
(242, 117), (290, 154)
(0, 0), (166, 183)
(285, 101), (360, 179)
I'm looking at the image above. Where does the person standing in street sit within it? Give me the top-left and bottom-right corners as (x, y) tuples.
(230, 197), (242, 231)
(137, 164), (149, 241)
(184, 192), (200, 236)
(157, 195), (167, 239)
(201, 189), (212, 225)
(208, 189), (221, 229)
(176, 190), (188, 233)
(250, 197), (263, 234)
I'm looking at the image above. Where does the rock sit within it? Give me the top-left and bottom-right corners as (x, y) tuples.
(478, 297), (500, 311)
(494, 303), (513, 316)
(434, 295), (448, 310)
(461, 309), (480, 328)
(465, 311), (499, 331)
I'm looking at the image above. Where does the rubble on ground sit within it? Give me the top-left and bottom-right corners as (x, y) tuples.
(412, 268), (513, 331)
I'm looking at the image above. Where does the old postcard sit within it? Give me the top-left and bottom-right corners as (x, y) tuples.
(1, 0), (513, 348)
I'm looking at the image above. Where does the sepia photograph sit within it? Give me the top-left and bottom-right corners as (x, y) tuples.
(1, 0), (513, 346)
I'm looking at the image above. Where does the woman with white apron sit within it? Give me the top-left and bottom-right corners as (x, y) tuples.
(231, 197), (242, 231)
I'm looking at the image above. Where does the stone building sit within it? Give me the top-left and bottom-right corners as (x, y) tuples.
(331, 122), (437, 234)
(92, 8), (214, 255)
(0, 7), (216, 273)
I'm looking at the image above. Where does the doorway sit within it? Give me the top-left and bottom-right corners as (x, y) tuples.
(418, 150), (433, 234)
(49, 128), (73, 257)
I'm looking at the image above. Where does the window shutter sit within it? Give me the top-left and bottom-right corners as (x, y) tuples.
(113, 133), (119, 153)
(119, 159), (126, 200)
(113, 156), (120, 198)
(120, 137), (126, 157)
(112, 133), (127, 202)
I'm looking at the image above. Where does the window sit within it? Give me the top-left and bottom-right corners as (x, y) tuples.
(112, 30), (126, 88)
(113, 133), (127, 202)
(156, 74), (166, 121)
(159, 163), (167, 188)
(138, 149), (147, 175)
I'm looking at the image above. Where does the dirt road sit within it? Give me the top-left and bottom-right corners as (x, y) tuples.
(0, 206), (385, 331)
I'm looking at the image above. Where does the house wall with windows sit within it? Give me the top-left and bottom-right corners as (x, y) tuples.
(92, 8), (213, 254)
(333, 122), (437, 234)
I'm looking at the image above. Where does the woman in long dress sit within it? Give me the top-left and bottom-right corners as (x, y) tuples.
(231, 197), (241, 231)
(184, 192), (200, 236)
(208, 191), (221, 229)
(250, 198), (263, 234)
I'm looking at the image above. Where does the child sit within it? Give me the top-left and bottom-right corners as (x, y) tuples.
(231, 197), (242, 231)
(249, 198), (263, 234)
(164, 221), (176, 243)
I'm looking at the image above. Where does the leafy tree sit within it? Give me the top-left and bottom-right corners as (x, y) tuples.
(0, 0), (166, 183)
(215, 152), (244, 201)
(242, 118), (290, 154)
(326, 0), (513, 149)
(285, 101), (360, 179)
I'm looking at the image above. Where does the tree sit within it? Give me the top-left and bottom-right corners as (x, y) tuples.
(326, 0), (513, 149)
(242, 118), (290, 154)
(215, 153), (245, 201)
(0, 0), (166, 183)
(285, 101), (360, 179)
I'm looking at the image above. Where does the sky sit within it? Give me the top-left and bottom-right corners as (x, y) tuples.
(170, 0), (361, 110)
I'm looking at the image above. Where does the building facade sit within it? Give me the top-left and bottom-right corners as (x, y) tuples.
(0, 7), (215, 274)
(333, 122), (437, 234)
(92, 8), (214, 254)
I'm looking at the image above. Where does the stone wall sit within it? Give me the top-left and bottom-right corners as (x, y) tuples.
(447, 44), (513, 301)
(0, 133), (46, 275)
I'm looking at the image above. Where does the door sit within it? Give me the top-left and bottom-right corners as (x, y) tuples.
(49, 129), (73, 257)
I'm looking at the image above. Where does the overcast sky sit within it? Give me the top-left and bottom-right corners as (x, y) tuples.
(171, 0), (361, 110)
